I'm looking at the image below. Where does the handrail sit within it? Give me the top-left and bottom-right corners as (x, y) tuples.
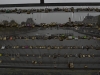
(0, 3), (100, 8)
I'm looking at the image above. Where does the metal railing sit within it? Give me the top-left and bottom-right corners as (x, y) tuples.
(0, 0), (100, 7)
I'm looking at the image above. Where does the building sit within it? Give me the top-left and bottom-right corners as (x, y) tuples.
(83, 13), (98, 25)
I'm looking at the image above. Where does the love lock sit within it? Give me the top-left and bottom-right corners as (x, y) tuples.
(0, 53), (2, 56)
(3, 37), (6, 40)
(16, 45), (19, 49)
(0, 36), (2, 40)
(27, 10), (31, 14)
(88, 55), (91, 57)
(35, 61), (37, 64)
(16, 53), (20, 58)
(32, 36), (35, 40)
(12, 46), (15, 49)
(57, 46), (60, 49)
(1, 46), (5, 50)
(16, 10), (21, 14)
(69, 63), (74, 68)
(49, 55), (51, 57)
(5, 53), (9, 57)
(70, 54), (72, 57)
(11, 58), (15, 60)
(75, 54), (78, 58)
(29, 46), (33, 49)
(22, 46), (25, 49)
(44, 46), (46, 49)
(33, 54), (35, 56)
(47, 46), (51, 50)
(84, 65), (88, 68)
(32, 61), (35, 64)
(26, 54), (29, 57)
(82, 54), (85, 57)
(79, 53), (82, 58)
(53, 53), (57, 59)
(39, 55), (42, 58)
(9, 36), (13, 40)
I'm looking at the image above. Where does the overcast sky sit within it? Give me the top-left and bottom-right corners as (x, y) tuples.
(0, 0), (100, 4)
(0, 0), (100, 24)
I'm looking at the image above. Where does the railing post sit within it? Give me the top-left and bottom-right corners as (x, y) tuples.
(40, 0), (44, 4)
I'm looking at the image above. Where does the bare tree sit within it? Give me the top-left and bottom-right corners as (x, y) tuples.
(10, 20), (18, 27)
(3, 20), (9, 25)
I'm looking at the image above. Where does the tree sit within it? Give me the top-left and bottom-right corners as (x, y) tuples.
(21, 22), (26, 25)
(10, 20), (18, 27)
(3, 20), (9, 25)
(26, 18), (34, 24)
(97, 15), (100, 27)
(10, 20), (16, 24)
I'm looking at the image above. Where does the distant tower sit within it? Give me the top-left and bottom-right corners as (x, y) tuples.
(69, 17), (71, 23)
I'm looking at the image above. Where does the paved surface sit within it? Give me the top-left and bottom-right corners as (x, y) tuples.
(0, 28), (100, 69)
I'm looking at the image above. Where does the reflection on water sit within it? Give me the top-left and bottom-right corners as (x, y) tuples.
(21, 28), (85, 36)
